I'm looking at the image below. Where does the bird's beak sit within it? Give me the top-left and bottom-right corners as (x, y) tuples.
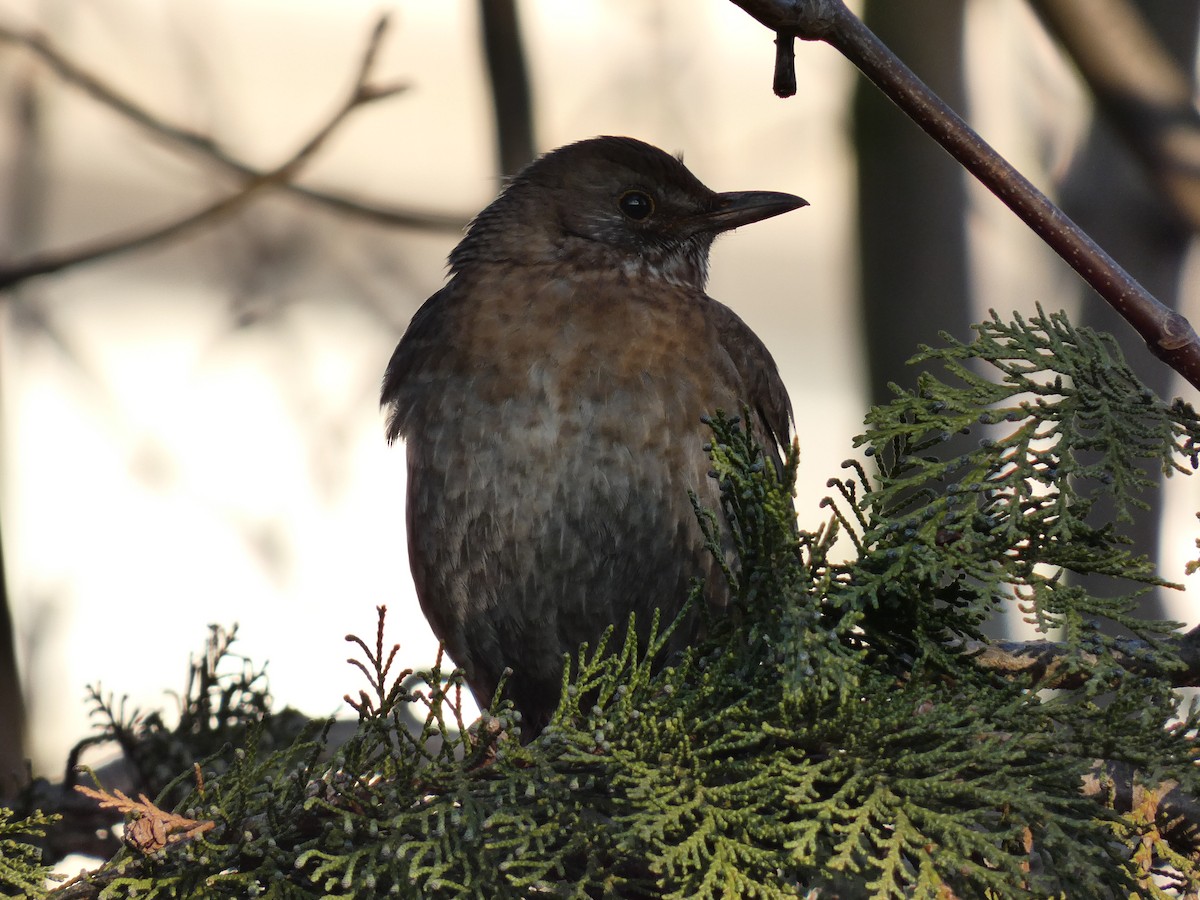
(702, 190), (808, 233)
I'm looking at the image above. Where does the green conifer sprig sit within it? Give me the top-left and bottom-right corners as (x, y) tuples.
(34, 307), (1200, 897)
(828, 306), (1199, 687)
(696, 412), (860, 710)
(0, 807), (58, 898)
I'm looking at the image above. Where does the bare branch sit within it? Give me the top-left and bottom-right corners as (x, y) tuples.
(0, 16), (465, 290)
(1029, 0), (1200, 234)
(727, 0), (1200, 394)
(965, 624), (1200, 689)
(0, 18), (465, 230)
(0, 15), (419, 289)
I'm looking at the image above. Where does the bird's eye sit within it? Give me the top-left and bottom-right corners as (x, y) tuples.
(618, 190), (654, 221)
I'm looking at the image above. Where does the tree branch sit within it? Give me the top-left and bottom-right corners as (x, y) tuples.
(1084, 760), (1200, 859)
(727, 0), (1200, 394)
(965, 622), (1200, 689)
(0, 15), (465, 290)
(1029, 0), (1200, 235)
(0, 19), (466, 231)
(0, 15), (398, 287)
(964, 627), (1200, 858)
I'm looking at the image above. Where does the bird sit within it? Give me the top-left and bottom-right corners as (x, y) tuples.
(381, 136), (804, 737)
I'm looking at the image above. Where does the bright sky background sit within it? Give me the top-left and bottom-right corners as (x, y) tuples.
(1, 0), (1197, 780)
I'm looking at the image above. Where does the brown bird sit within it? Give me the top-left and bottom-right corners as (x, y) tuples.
(382, 136), (804, 736)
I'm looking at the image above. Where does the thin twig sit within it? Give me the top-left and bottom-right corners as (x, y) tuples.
(0, 19), (465, 232)
(0, 16), (403, 289)
(772, 32), (797, 98)
(727, 0), (1200, 393)
(0, 17), (465, 290)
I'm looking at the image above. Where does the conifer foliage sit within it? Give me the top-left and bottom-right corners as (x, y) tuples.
(8, 308), (1200, 897)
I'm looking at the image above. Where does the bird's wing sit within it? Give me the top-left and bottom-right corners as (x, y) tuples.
(380, 286), (452, 444)
(709, 300), (794, 457)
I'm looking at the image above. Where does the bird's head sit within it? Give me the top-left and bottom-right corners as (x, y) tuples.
(448, 136), (807, 290)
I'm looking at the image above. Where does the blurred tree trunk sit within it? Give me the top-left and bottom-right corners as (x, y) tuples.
(0, 524), (23, 801)
(853, 0), (972, 406)
(478, 0), (536, 176)
(1052, 0), (1200, 620)
(0, 64), (41, 797)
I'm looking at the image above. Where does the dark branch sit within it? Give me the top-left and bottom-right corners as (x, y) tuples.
(959, 633), (1200, 857)
(965, 623), (1200, 689)
(772, 32), (797, 97)
(726, 0), (1200, 394)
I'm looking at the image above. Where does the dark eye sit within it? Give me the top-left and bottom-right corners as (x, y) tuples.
(618, 190), (654, 221)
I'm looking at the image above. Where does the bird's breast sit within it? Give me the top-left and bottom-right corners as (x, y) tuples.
(398, 263), (737, 517)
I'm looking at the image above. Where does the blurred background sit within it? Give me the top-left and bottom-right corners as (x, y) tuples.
(0, 0), (1197, 794)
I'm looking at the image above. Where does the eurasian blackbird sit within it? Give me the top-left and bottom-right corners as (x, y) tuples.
(382, 136), (803, 735)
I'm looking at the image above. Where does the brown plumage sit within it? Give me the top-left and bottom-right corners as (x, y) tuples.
(382, 136), (803, 736)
